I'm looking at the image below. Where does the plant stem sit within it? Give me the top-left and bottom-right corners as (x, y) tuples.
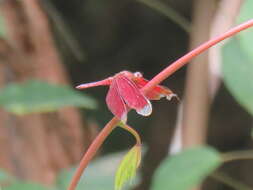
(119, 123), (142, 146)
(222, 150), (253, 162)
(142, 19), (253, 94)
(68, 19), (253, 190)
(67, 117), (119, 190)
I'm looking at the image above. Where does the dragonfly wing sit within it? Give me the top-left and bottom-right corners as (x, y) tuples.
(134, 77), (175, 100)
(115, 75), (152, 116)
(106, 80), (128, 122)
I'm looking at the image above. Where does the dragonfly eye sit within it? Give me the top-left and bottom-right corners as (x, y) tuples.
(134, 72), (142, 78)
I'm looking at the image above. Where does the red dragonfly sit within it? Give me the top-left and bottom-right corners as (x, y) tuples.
(76, 71), (177, 122)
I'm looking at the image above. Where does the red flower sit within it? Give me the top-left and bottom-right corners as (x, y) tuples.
(76, 71), (177, 122)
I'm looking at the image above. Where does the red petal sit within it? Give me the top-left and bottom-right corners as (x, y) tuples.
(115, 75), (152, 116)
(76, 78), (111, 89)
(133, 77), (176, 100)
(106, 80), (127, 122)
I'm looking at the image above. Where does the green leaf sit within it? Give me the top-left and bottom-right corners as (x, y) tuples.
(237, 0), (253, 61)
(0, 80), (97, 115)
(222, 38), (253, 115)
(115, 145), (141, 190)
(151, 146), (221, 190)
(221, 0), (253, 116)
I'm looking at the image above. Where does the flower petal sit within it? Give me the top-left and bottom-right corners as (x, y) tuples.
(115, 75), (152, 116)
(106, 80), (127, 122)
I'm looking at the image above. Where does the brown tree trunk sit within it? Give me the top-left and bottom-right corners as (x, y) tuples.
(0, 0), (92, 184)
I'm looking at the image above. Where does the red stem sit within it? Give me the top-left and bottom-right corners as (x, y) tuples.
(142, 19), (253, 94)
(67, 117), (119, 190)
(68, 19), (253, 190)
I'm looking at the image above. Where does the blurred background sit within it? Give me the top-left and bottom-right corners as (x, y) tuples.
(0, 0), (253, 190)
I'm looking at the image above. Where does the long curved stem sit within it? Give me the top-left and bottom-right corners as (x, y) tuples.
(68, 19), (253, 190)
(142, 19), (253, 94)
(67, 117), (119, 190)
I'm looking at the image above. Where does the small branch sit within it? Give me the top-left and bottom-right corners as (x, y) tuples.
(211, 171), (252, 190)
(67, 117), (119, 190)
(40, 0), (85, 61)
(222, 150), (253, 162)
(119, 123), (141, 146)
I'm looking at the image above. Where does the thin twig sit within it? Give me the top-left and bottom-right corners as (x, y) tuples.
(222, 150), (253, 162)
(211, 171), (252, 190)
(136, 0), (190, 33)
(40, 0), (85, 61)
(119, 123), (141, 146)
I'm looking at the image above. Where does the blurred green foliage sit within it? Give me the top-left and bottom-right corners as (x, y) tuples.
(222, 0), (253, 116)
(0, 150), (139, 190)
(222, 39), (253, 116)
(0, 170), (46, 189)
(4, 183), (50, 190)
(57, 150), (139, 190)
(151, 146), (221, 190)
(0, 169), (15, 190)
(237, 0), (253, 61)
(0, 80), (97, 115)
